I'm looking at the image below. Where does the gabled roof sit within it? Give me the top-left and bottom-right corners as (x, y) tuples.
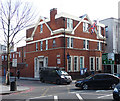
(26, 11), (105, 41)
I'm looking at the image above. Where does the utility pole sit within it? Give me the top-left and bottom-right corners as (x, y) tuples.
(63, 18), (66, 70)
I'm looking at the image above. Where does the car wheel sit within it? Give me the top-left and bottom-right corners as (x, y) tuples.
(82, 83), (88, 90)
(56, 79), (61, 85)
(111, 83), (116, 89)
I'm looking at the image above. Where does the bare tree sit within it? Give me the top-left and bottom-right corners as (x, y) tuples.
(0, 0), (35, 85)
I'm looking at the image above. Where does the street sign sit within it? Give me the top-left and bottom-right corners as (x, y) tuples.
(102, 53), (114, 65)
(12, 59), (17, 67)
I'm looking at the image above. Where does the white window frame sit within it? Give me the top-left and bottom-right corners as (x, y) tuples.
(67, 38), (70, 48)
(97, 26), (101, 35)
(67, 18), (73, 29)
(80, 56), (84, 69)
(86, 40), (89, 50)
(67, 56), (73, 72)
(53, 39), (56, 47)
(46, 40), (48, 50)
(40, 24), (43, 33)
(83, 40), (89, 50)
(67, 38), (73, 48)
(89, 57), (95, 71)
(44, 57), (48, 67)
(19, 52), (21, 57)
(96, 57), (100, 71)
(83, 22), (89, 32)
(74, 56), (78, 71)
(71, 38), (73, 48)
(40, 41), (43, 51)
(36, 42), (38, 51)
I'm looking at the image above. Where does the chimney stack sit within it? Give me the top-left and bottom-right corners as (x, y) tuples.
(50, 8), (57, 22)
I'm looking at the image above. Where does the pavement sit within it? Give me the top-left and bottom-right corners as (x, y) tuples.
(0, 76), (38, 95)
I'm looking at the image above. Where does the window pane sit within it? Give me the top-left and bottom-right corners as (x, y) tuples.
(83, 40), (86, 48)
(68, 57), (71, 71)
(67, 38), (70, 48)
(71, 38), (73, 48)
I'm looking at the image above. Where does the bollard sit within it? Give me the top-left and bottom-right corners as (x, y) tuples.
(10, 81), (17, 91)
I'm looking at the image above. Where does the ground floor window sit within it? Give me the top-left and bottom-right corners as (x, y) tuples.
(74, 56), (78, 71)
(90, 57), (95, 71)
(96, 57), (100, 71)
(67, 56), (72, 71)
(80, 56), (84, 69)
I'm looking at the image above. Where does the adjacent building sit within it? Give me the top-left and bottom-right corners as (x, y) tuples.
(100, 18), (120, 74)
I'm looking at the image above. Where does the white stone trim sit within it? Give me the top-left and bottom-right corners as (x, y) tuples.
(26, 34), (105, 45)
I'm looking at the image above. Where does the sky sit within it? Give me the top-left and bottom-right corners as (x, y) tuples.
(0, 0), (120, 49)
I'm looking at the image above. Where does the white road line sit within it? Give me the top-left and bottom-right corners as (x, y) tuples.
(29, 95), (53, 99)
(76, 93), (83, 100)
(54, 95), (58, 101)
(97, 94), (112, 99)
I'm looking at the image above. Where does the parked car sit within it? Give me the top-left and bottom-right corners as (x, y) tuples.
(113, 83), (120, 101)
(114, 73), (120, 78)
(75, 73), (120, 90)
(40, 67), (72, 84)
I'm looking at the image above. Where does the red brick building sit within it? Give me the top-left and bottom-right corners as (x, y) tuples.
(23, 8), (106, 78)
(2, 8), (106, 79)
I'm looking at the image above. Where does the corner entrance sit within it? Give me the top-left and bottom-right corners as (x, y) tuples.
(34, 56), (44, 78)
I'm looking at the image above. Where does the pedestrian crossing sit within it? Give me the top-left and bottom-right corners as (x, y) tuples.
(29, 91), (113, 101)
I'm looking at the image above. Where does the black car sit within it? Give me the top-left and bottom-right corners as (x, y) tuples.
(113, 83), (120, 101)
(40, 67), (72, 84)
(75, 73), (120, 90)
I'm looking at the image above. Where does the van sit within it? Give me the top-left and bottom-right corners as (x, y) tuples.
(39, 67), (72, 84)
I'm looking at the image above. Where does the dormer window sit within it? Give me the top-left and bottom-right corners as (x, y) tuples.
(67, 18), (73, 29)
(97, 26), (101, 35)
(40, 24), (43, 33)
(83, 22), (89, 32)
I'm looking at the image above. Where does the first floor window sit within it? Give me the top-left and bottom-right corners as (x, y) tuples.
(87, 40), (89, 49)
(46, 40), (48, 50)
(40, 41), (43, 51)
(71, 38), (73, 48)
(80, 56), (84, 69)
(36, 42), (38, 51)
(68, 57), (72, 71)
(90, 57), (95, 71)
(67, 38), (70, 48)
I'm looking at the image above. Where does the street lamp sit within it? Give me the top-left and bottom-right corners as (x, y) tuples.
(63, 17), (66, 70)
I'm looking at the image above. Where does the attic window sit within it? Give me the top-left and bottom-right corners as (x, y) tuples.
(83, 22), (89, 32)
(67, 18), (73, 29)
(40, 24), (43, 33)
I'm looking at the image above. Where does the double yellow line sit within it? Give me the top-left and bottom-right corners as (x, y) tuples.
(41, 88), (49, 96)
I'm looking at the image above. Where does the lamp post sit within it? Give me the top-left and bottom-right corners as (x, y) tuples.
(63, 17), (66, 70)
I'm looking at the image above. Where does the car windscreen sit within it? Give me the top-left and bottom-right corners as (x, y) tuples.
(57, 70), (69, 76)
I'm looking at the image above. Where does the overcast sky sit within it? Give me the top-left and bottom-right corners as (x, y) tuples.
(25, 0), (120, 20)
(1, 0), (120, 49)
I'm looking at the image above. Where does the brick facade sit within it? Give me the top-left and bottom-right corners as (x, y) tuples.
(2, 8), (106, 79)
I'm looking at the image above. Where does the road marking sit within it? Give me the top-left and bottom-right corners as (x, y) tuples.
(54, 95), (58, 101)
(29, 95), (53, 99)
(41, 88), (49, 96)
(76, 93), (83, 100)
(97, 94), (112, 99)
